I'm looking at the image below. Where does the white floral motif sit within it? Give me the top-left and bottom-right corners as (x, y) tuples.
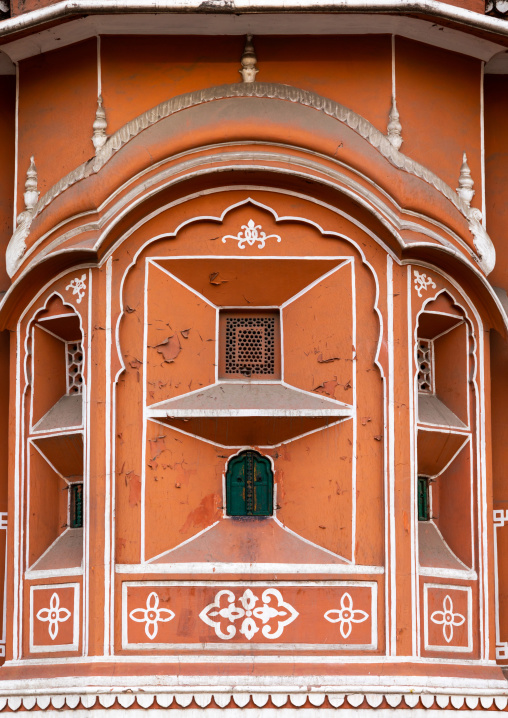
(129, 592), (175, 640)
(430, 594), (465, 643)
(66, 274), (87, 304)
(414, 269), (436, 297)
(36, 592), (71, 641)
(222, 219), (281, 249)
(324, 592), (369, 639)
(199, 588), (298, 641)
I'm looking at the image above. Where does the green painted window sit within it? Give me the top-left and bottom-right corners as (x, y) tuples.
(70, 483), (83, 529)
(226, 450), (273, 517)
(417, 476), (430, 521)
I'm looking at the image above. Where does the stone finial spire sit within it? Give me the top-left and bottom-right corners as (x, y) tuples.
(387, 96), (403, 150)
(239, 34), (258, 83)
(23, 156), (39, 211)
(457, 152), (475, 207)
(92, 95), (108, 153)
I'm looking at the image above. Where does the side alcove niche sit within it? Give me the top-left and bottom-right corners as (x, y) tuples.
(415, 290), (477, 572)
(24, 295), (85, 573)
(114, 195), (386, 573)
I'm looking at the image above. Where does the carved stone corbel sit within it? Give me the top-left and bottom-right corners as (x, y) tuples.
(467, 207), (496, 275)
(387, 96), (403, 150)
(239, 35), (258, 83)
(6, 156), (39, 278)
(92, 95), (108, 153)
(457, 152), (475, 207)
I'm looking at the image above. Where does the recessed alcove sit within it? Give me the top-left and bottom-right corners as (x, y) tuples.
(31, 306), (83, 433)
(27, 438), (83, 571)
(151, 258), (346, 307)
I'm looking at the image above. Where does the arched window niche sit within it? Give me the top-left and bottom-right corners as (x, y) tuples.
(25, 294), (85, 573)
(226, 450), (274, 517)
(415, 289), (476, 572)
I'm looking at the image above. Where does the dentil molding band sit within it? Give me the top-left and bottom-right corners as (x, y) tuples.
(0, 690), (507, 711)
(6, 82), (496, 277)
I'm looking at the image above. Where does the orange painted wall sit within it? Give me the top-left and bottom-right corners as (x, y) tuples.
(0, 75), (14, 292)
(485, 74), (508, 289)
(17, 39), (97, 210)
(100, 35), (392, 137)
(396, 37), (482, 193)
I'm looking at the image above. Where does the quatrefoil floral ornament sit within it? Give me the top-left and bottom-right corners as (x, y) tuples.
(129, 592), (175, 640)
(36, 592), (71, 641)
(324, 592), (369, 639)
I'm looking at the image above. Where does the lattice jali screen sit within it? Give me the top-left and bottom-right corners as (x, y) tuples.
(417, 338), (433, 393)
(67, 341), (84, 394)
(219, 311), (281, 379)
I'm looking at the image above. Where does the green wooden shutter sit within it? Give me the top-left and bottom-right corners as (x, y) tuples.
(226, 451), (273, 516)
(417, 476), (430, 521)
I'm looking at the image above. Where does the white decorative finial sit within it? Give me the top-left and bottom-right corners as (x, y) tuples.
(387, 96), (403, 150)
(23, 156), (39, 211)
(457, 152), (475, 208)
(92, 95), (107, 153)
(240, 34), (258, 83)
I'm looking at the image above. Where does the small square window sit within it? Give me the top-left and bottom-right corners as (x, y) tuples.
(219, 309), (281, 380)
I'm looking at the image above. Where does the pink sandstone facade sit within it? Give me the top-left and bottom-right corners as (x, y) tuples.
(0, 0), (507, 713)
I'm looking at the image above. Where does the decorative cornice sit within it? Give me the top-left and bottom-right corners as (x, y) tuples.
(6, 83), (495, 276)
(0, 690), (506, 711)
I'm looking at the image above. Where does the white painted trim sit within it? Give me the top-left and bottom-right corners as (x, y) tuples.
(12, 61), (18, 228)
(115, 563), (384, 576)
(387, 256), (396, 656)
(103, 257), (112, 657)
(96, 35), (101, 98)
(423, 583), (473, 654)
(29, 582), (80, 654)
(419, 566), (477, 580)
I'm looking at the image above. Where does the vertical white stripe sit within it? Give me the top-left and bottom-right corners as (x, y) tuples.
(13, 325), (20, 659)
(480, 61), (486, 229)
(83, 269), (92, 657)
(141, 260), (148, 563)
(351, 259), (357, 563)
(97, 35), (102, 98)
(13, 62), (19, 227)
(103, 258), (112, 656)
(407, 266), (418, 656)
(387, 256), (397, 656)
(391, 35), (396, 98)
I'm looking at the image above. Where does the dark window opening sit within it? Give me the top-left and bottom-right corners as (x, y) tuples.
(226, 450), (273, 517)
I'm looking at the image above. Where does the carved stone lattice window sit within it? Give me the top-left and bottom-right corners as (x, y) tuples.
(417, 339), (433, 393)
(67, 341), (84, 395)
(485, 0), (508, 18)
(219, 310), (281, 379)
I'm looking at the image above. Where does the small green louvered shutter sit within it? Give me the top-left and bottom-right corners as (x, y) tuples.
(70, 483), (83, 528)
(226, 451), (273, 516)
(417, 476), (430, 521)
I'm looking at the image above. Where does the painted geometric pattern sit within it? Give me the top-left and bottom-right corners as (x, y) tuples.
(123, 583), (377, 649)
